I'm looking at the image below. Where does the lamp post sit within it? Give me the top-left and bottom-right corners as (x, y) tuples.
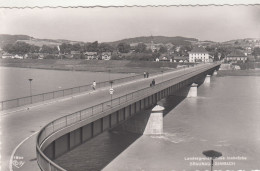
(109, 81), (114, 106)
(28, 78), (33, 103)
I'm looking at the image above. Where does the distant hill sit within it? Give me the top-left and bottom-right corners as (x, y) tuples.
(223, 38), (260, 47)
(0, 34), (31, 47)
(0, 34), (83, 48)
(107, 36), (198, 46)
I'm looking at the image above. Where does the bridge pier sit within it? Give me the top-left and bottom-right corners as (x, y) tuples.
(121, 104), (164, 135)
(204, 75), (211, 84)
(143, 105), (164, 135)
(187, 83), (198, 97)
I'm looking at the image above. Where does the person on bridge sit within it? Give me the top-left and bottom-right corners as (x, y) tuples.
(144, 71), (146, 78)
(152, 79), (155, 86)
(92, 81), (96, 90)
(147, 72), (149, 78)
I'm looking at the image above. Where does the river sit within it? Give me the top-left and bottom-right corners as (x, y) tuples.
(55, 75), (260, 171)
(0, 66), (133, 101)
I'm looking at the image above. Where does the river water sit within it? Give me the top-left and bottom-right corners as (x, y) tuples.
(0, 66), (132, 101)
(55, 75), (260, 171)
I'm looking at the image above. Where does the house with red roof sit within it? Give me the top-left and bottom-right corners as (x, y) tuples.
(188, 46), (209, 63)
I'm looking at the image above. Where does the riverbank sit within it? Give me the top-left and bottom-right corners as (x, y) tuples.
(217, 69), (260, 76)
(0, 59), (182, 73)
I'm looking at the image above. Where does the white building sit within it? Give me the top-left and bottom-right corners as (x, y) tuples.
(85, 52), (98, 60)
(188, 46), (209, 63)
(2, 53), (13, 59)
(101, 52), (112, 60)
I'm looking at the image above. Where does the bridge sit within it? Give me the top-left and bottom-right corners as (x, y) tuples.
(1, 63), (220, 171)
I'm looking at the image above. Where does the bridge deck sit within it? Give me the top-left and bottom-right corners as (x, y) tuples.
(1, 63), (217, 171)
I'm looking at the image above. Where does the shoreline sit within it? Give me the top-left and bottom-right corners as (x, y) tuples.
(217, 70), (260, 76)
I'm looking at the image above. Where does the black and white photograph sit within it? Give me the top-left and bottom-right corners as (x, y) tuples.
(0, 1), (260, 171)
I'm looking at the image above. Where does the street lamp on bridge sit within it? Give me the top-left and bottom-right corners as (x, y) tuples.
(109, 80), (114, 106)
(28, 78), (33, 103)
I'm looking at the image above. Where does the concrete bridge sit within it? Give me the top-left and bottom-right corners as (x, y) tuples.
(34, 63), (220, 171)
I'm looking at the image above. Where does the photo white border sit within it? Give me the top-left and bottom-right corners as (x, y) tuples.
(0, 0), (260, 8)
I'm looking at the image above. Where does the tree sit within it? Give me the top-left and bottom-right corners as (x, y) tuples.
(72, 43), (81, 52)
(86, 41), (99, 52)
(134, 43), (147, 53)
(3, 42), (30, 55)
(179, 46), (192, 56)
(2, 43), (14, 53)
(41, 45), (58, 54)
(159, 46), (167, 54)
(60, 43), (73, 54)
(98, 43), (114, 53)
(216, 46), (232, 60)
(117, 42), (131, 53)
(29, 45), (40, 53)
(252, 47), (260, 56)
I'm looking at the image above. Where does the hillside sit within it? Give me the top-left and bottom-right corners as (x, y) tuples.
(0, 34), (83, 48)
(107, 36), (198, 46)
(222, 38), (260, 47)
(0, 34), (31, 47)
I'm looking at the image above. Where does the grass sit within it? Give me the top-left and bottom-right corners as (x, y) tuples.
(0, 59), (183, 74)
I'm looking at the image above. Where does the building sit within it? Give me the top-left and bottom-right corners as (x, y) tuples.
(14, 54), (23, 59)
(188, 46), (209, 63)
(84, 52), (98, 60)
(158, 54), (172, 62)
(101, 52), (112, 60)
(173, 55), (189, 63)
(226, 50), (248, 63)
(245, 47), (252, 55)
(70, 51), (81, 59)
(2, 53), (13, 59)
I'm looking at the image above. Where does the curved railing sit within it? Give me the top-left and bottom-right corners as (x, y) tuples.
(36, 63), (220, 171)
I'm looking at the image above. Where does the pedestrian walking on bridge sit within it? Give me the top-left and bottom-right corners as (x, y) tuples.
(152, 79), (155, 86)
(92, 81), (96, 90)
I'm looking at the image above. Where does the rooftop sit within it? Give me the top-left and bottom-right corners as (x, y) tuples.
(227, 50), (246, 57)
(189, 46), (208, 53)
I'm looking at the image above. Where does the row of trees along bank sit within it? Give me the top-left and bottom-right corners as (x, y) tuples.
(3, 40), (260, 61)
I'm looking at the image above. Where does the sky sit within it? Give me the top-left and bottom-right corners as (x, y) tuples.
(0, 5), (260, 43)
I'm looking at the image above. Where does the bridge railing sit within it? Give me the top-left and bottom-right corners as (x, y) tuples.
(0, 65), (193, 111)
(36, 63), (219, 171)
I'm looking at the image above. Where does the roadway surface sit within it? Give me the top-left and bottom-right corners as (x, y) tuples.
(1, 63), (213, 171)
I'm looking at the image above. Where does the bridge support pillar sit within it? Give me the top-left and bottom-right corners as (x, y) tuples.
(204, 75), (211, 84)
(213, 70), (218, 76)
(187, 83), (198, 98)
(143, 105), (164, 135)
